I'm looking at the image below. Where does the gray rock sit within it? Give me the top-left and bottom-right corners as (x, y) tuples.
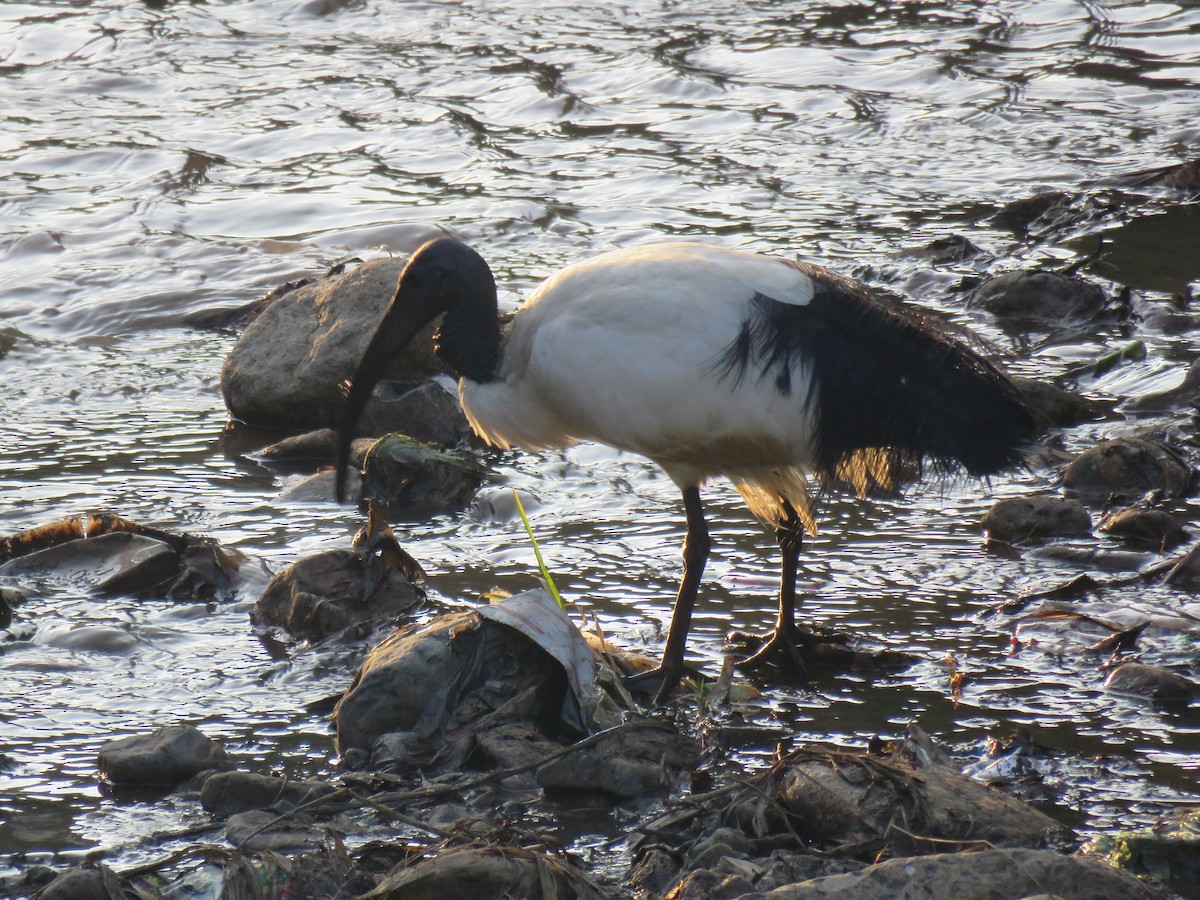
(973, 270), (1111, 325)
(98, 724), (231, 787)
(536, 724), (699, 799)
(982, 496), (1092, 542)
(1013, 377), (1114, 427)
(1104, 663), (1200, 702)
(333, 612), (473, 754)
(253, 511), (423, 641)
(1062, 437), (1194, 500)
(1098, 506), (1186, 549)
(355, 380), (474, 448)
(225, 808), (322, 851)
(36, 867), (113, 900)
(200, 770), (343, 816)
(734, 848), (1161, 900)
(221, 257), (445, 429)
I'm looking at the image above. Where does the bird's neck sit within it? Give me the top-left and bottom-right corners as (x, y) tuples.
(435, 282), (502, 384)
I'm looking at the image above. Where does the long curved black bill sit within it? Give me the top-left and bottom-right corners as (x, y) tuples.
(335, 292), (440, 504)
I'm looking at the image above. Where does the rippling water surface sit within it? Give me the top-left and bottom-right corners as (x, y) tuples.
(3, 0), (1200, 874)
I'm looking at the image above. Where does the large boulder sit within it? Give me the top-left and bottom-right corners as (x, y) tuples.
(221, 257), (447, 429)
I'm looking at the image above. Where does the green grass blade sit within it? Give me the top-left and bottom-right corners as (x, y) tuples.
(513, 489), (566, 610)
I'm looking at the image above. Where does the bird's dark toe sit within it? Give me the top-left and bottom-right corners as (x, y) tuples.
(625, 661), (703, 705)
(730, 624), (847, 674)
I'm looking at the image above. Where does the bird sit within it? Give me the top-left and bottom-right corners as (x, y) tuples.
(336, 238), (1037, 703)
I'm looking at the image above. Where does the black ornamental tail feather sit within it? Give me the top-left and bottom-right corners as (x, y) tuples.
(718, 262), (1037, 493)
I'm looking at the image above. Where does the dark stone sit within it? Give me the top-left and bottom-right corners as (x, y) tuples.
(972, 269), (1111, 325)
(360, 434), (485, 517)
(1062, 437), (1194, 500)
(982, 496), (1092, 542)
(98, 724), (232, 787)
(1013, 377), (1114, 427)
(200, 770), (343, 816)
(253, 512), (423, 641)
(355, 380), (475, 448)
(1098, 506), (1186, 550)
(1104, 663), (1200, 702)
(36, 868), (112, 900)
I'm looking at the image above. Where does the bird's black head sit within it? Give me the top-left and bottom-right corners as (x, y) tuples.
(335, 238), (500, 503)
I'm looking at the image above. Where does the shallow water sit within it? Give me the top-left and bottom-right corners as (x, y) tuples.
(2, 0), (1200, 877)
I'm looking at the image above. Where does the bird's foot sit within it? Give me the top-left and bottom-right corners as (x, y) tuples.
(728, 623), (847, 675)
(625, 660), (703, 705)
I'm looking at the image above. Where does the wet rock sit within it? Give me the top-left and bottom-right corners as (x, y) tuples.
(200, 770), (344, 816)
(335, 612), (549, 757)
(971, 269), (1112, 326)
(221, 256), (446, 429)
(1085, 807), (1200, 898)
(36, 866), (115, 900)
(1061, 437), (1194, 501)
(900, 235), (988, 264)
(1103, 662), (1200, 702)
(258, 427), (340, 463)
(1126, 359), (1200, 413)
(0, 585), (19, 629)
(982, 496), (1092, 542)
(360, 434), (486, 516)
(253, 508), (424, 641)
(354, 380), (474, 448)
(1164, 543), (1200, 590)
(334, 590), (596, 765)
(0, 513), (241, 602)
(225, 808), (323, 851)
(1013, 377), (1114, 427)
(1095, 158), (1200, 196)
(992, 190), (1121, 238)
(536, 722), (700, 799)
(735, 848), (1161, 900)
(752, 746), (1070, 851)
(98, 724), (232, 787)
(1098, 506), (1186, 550)
(1027, 544), (1154, 573)
(363, 844), (609, 900)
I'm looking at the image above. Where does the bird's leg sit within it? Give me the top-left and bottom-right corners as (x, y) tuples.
(626, 486), (710, 704)
(736, 500), (813, 673)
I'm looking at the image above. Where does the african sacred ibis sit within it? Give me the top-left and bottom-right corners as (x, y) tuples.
(336, 239), (1036, 702)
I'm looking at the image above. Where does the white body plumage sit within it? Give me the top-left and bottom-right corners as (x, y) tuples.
(460, 243), (824, 525)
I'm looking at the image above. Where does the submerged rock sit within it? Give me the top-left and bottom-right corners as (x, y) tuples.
(1061, 437), (1194, 501)
(971, 269), (1113, 326)
(364, 844), (610, 900)
(360, 434), (486, 516)
(734, 848), (1161, 900)
(1104, 662), (1200, 703)
(982, 496), (1092, 542)
(1126, 359), (1200, 413)
(200, 770), (344, 816)
(0, 513), (241, 602)
(1098, 506), (1186, 550)
(1013, 376), (1115, 428)
(98, 724), (232, 788)
(253, 507), (424, 641)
